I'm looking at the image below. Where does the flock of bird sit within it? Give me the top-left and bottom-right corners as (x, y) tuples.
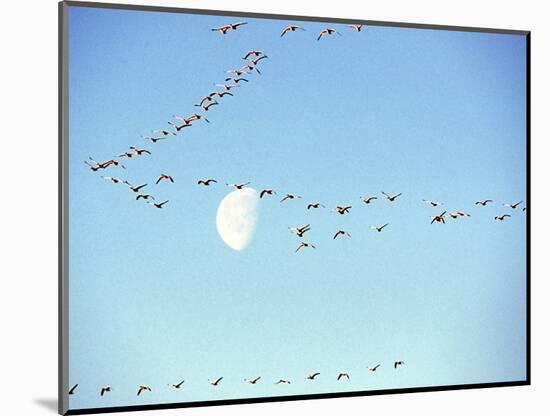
(68, 360), (406, 398)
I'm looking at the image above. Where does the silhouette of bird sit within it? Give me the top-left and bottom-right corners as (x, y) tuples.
(212, 22), (247, 34)
(449, 211), (470, 219)
(225, 77), (248, 83)
(281, 193), (301, 202)
(117, 151), (134, 158)
(394, 360), (405, 369)
(100, 386), (112, 396)
(368, 364), (381, 372)
(152, 129), (176, 136)
(333, 205), (352, 215)
(317, 28), (342, 40)
(431, 211), (447, 224)
(475, 199), (493, 206)
(137, 385), (151, 396)
(129, 146), (151, 156)
(124, 181), (147, 193)
(260, 188), (276, 198)
(68, 384), (78, 395)
(494, 214), (511, 221)
(382, 192), (402, 202)
(195, 101), (219, 112)
(226, 182), (250, 190)
(333, 229), (351, 239)
(371, 223), (389, 233)
(245, 376), (261, 384)
(210, 90), (234, 99)
(281, 25), (305, 37)
(168, 120), (192, 132)
(361, 196), (377, 204)
(275, 378), (291, 384)
(136, 194), (155, 201)
(215, 83), (240, 91)
(147, 200), (169, 209)
(143, 135), (168, 143)
(250, 55), (269, 66)
(423, 199), (444, 207)
(242, 50), (264, 59)
(307, 372), (320, 380)
(209, 377), (223, 386)
(198, 178), (217, 186)
(504, 201), (523, 209)
(348, 24), (365, 31)
(337, 371), (350, 380)
(307, 202), (325, 209)
(296, 242), (315, 252)
(156, 173), (174, 184)
(101, 176), (123, 184)
(168, 380), (185, 389)
(289, 224), (311, 238)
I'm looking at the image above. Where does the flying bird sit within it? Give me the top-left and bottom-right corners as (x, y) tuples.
(394, 360), (405, 369)
(333, 229), (351, 239)
(152, 129), (176, 136)
(250, 55), (269, 66)
(123, 181), (147, 193)
(198, 178), (217, 186)
(382, 192), (402, 202)
(242, 50), (264, 59)
(215, 83), (240, 91)
(185, 113), (210, 124)
(168, 380), (185, 389)
(209, 377), (223, 386)
(211, 22), (247, 34)
(100, 386), (112, 396)
(430, 211), (447, 224)
(317, 28), (342, 40)
(423, 199), (444, 207)
(245, 376), (261, 384)
(368, 364), (381, 372)
(68, 384), (78, 395)
(475, 199), (493, 206)
(333, 205), (352, 215)
(307, 372), (320, 380)
(210, 90), (234, 99)
(142, 135), (168, 143)
(226, 68), (250, 76)
(281, 25), (305, 37)
(494, 214), (511, 221)
(224, 77), (248, 83)
(136, 194), (155, 201)
(137, 385), (151, 396)
(260, 188), (276, 198)
(168, 120), (192, 132)
(348, 24), (365, 31)
(148, 200), (169, 209)
(307, 202), (325, 209)
(129, 146), (151, 156)
(449, 211), (470, 219)
(101, 176), (123, 184)
(361, 196), (377, 204)
(371, 223), (389, 233)
(156, 173), (174, 184)
(275, 378), (291, 384)
(504, 201), (523, 209)
(226, 182), (250, 190)
(280, 193), (301, 202)
(289, 224), (311, 238)
(117, 151), (134, 158)
(296, 242), (316, 252)
(337, 372), (350, 380)
(195, 101), (219, 112)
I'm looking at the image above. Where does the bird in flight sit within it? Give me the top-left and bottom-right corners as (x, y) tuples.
(333, 205), (352, 215)
(242, 50), (264, 59)
(333, 229), (351, 239)
(225, 77), (248, 83)
(142, 135), (168, 143)
(136, 194), (155, 201)
(371, 223), (389, 233)
(117, 150), (134, 159)
(168, 119), (193, 132)
(281, 193), (301, 202)
(156, 173), (174, 184)
(423, 199), (444, 207)
(152, 129), (176, 136)
(129, 146), (151, 156)
(249, 55), (269, 66)
(100, 386), (112, 396)
(168, 380), (185, 389)
(123, 181), (147, 193)
(307, 202), (325, 209)
(289, 224), (311, 238)
(494, 214), (511, 221)
(137, 385), (151, 396)
(85, 157), (125, 171)
(198, 178), (217, 186)
(430, 211), (447, 224)
(226, 182), (250, 190)
(226, 68), (250, 77)
(215, 83), (240, 91)
(195, 101), (219, 112)
(296, 242), (316, 252)
(260, 188), (276, 198)
(68, 384), (78, 395)
(317, 27), (342, 40)
(368, 364), (381, 372)
(475, 199), (493, 206)
(275, 378), (291, 384)
(209, 377), (223, 386)
(245, 376), (261, 384)
(337, 371), (350, 380)
(307, 372), (320, 380)
(212, 22), (248, 34)
(240, 63), (261, 75)
(382, 192), (402, 202)
(185, 113), (210, 124)
(504, 201), (523, 209)
(449, 211), (470, 219)
(348, 24), (365, 31)
(147, 200), (169, 209)
(394, 360), (405, 369)
(210, 90), (234, 99)
(101, 176), (123, 184)
(281, 25), (305, 37)
(361, 196), (377, 204)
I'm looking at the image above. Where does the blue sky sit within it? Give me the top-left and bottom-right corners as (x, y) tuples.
(68, 5), (527, 410)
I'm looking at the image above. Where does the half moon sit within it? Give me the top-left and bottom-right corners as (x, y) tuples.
(216, 188), (259, 251)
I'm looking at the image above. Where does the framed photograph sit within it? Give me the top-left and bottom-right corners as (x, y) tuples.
(59, 1), (530, 414)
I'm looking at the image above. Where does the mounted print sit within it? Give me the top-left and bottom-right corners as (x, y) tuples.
(59, 1), (530, 414)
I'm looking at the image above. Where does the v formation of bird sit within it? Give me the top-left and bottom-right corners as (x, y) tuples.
(77, 18), (526, 399)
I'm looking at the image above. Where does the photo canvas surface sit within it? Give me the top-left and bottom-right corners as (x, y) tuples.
(59, 2), (529, 414)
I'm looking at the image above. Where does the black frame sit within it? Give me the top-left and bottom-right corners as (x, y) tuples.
(59, 1), (531, 414)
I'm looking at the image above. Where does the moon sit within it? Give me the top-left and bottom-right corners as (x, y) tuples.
(216, 188), (259, 251)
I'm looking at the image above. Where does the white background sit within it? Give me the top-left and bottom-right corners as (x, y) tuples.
(0, 0), (546, 415)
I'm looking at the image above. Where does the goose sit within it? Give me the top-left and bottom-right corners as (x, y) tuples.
(196, 95), (215, 106)
(152, 129), (176, 136)
(337, 371), (350, 380)
(156, 173), (174, 184)
(449, 211), (470, 219)
(280, 193), (301, 202)
(168, 380), (185, 389)
(210, 90), (234, 99)
(307, 372), (320, 380)
(86, 157), (125, 171)
(333, 205), (352, 215)
(100, 159), (125, 169)
(317, 28), (342, 40)
(296, 242), (315, 252)
(68, 384), (78, 395)
(129, 146), (151, 156)
(84, 158), (103, 171)
(361, 196), (377, 204)
(430, 211), (447, 224)
(382, 191), (402, 202)
(137, 385), (151, 396)
(168, 120), (192, 132)
(240, 63), (261, 75)
(209, 377), (223, 386)
(250, 55), (269, 66)
(307, 202), (325, 209)
(148, 200), (169, 209)
(101, 176), (123, 184)
(504, 201), (523, 209)
(394, 360), (405, 369)
(100, 386), (112, 396)
(228, 22), (248, 30)
(275, 378), (291, 384)
(368, 364), (381, 372)
(185, 113), (210, 124)
(226, 68), (250, 76)
(226, 182), (250, 190)
(242, 50), (264, 59)
(333, 229), (351, 239)
(215, 83), (240, 91)
(142, 135), (168, 143)
(260, 188), (276, 198)
(198, 178), (217, 186)
(117, 151), (134, 158)
(348, 24), (365, 31)
(475, 199), (493, 206)
(245, 376), (261, 384)
(224, 77), (248, 83)
(371, 223), (389, 233)
(136, 194), (155, 201)
(194, 101), (219, 111)
(280, 25), (305, 37)
(423, 199), (444, 207)
(211, 25), (231, 35)
(123, 181), (147, 193)
(289, 224), (311, 238)
(494, 214), (511, 221)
